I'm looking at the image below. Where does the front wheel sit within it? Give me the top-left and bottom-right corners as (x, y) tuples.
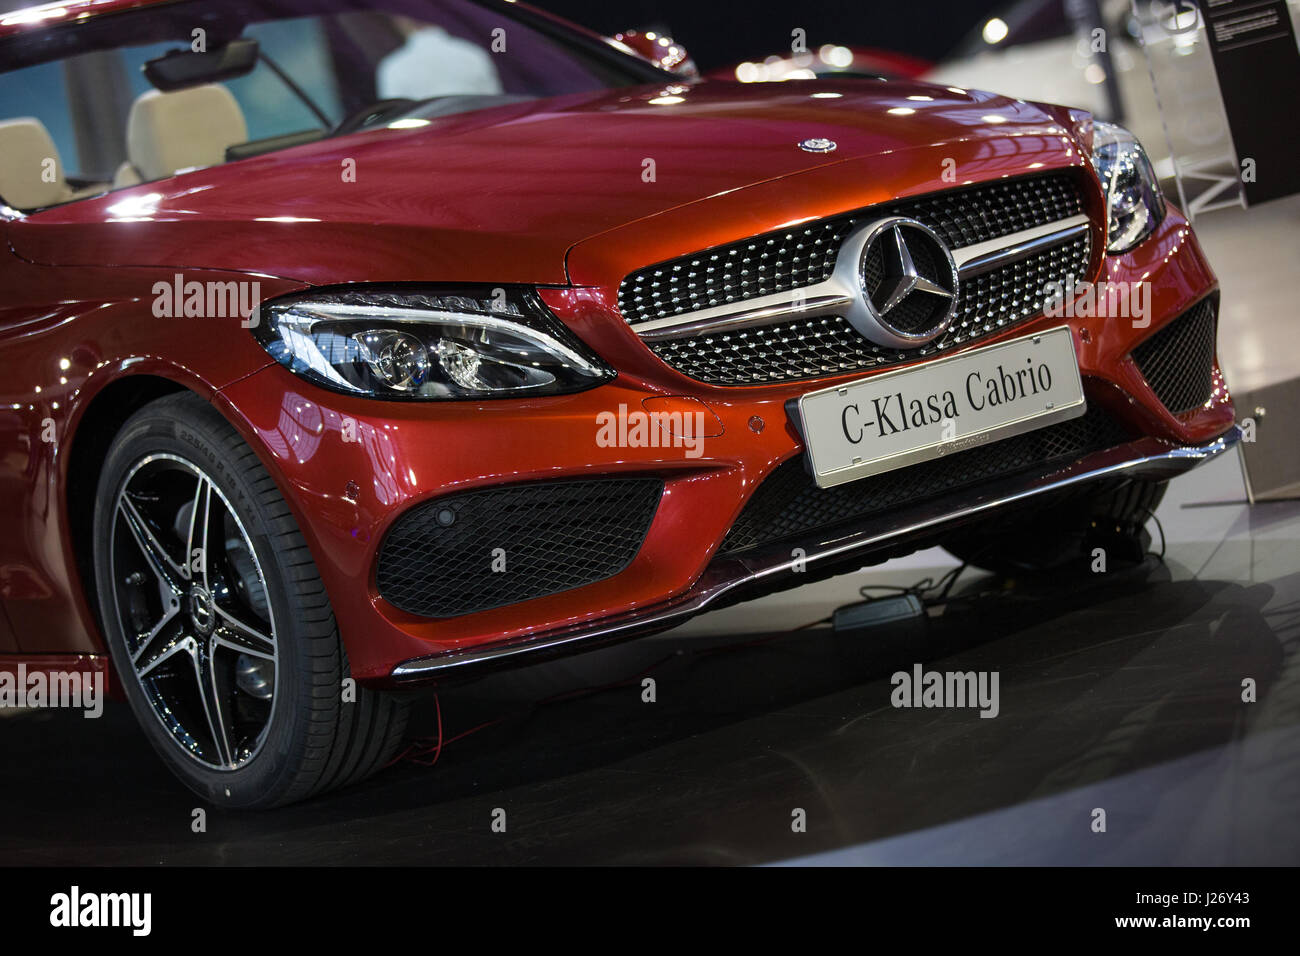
(92, 393), (408, 808)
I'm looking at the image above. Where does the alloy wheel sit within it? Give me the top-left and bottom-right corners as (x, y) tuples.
(108, 454), (279, 770)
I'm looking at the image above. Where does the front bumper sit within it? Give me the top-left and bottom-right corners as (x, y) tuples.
(390, 424), (1241, 681)
(216, 208), (1235, 685)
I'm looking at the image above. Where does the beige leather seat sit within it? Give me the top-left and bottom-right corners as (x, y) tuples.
(120, 84), (248, 184)
(112, 162), (141, 189)
(0, 117), (75, 210)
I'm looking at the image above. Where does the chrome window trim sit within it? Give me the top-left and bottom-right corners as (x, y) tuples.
(626, 213), (1093, 342)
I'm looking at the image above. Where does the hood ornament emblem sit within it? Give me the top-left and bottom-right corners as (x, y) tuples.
(798, 137), (837, 153)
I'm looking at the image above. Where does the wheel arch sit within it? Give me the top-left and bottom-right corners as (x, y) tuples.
(65, 374), (191, 645)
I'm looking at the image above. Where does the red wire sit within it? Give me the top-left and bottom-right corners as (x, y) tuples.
(386, 691), (444, 768)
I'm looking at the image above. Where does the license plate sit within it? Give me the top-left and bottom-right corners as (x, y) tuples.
(797, 327), (1086, 488)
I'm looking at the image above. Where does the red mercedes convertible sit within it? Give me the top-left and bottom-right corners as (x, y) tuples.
(0, 0), (1236, 805)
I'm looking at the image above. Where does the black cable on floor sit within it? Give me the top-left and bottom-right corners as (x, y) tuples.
(856, 561), (969, 607)
(1142, 507), (1168, 562)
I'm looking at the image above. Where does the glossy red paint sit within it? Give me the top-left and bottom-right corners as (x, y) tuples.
(0, 0), (158, 38)
(608, 29), (696, 77)
(0, 255), (304, 657)
(0, 0), (1234, 688)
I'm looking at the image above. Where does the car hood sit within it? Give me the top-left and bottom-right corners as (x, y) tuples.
(7, 79), (1083, 286)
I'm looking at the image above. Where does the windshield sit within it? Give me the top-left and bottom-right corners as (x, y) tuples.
(0, 0), (665, 211)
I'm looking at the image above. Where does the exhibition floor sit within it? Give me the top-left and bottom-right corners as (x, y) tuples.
(2, 447), (1296, 865)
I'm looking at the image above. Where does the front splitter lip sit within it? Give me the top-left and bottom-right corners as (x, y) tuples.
(389, 425), (1241, 684)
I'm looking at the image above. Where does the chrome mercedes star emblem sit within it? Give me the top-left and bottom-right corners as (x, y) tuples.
(872, 224), (956, 315)
(848, 216), (959, 346)
(798, 137), (837, 153)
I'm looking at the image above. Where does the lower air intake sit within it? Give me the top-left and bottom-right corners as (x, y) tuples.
(720, 405), (1133, 555)
(1131, 298), (1217, 415)
(378, 478), (663, 618)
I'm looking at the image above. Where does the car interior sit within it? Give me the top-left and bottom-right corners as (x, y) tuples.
(0, 82), (253, 208)
(0, 116), (97, 209)
(0, 1), (648, 216)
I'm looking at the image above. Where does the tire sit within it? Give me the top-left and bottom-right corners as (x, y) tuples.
(940, 477), (1168, 575)
(91, 392), (408, 808)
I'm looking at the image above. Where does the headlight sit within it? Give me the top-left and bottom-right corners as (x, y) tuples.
(1091, 120), (1166, 255)
(253, 287), (614, 400)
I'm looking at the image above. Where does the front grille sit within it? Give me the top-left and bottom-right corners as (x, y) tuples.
(378, 478), (662, 618)
(619, 172), (1084, 325)
(647, 234), (1092, 386)
(1131, 298), (1217, 415)
(719, 405), (1132, 555)
(618, 172), (1093, 386)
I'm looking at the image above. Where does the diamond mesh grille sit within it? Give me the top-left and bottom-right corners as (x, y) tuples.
(646, 234), (1091, 386)
(619, 172), (1092, 386)
(618, 171), (1084, 326)
(378, 478), (662, 618)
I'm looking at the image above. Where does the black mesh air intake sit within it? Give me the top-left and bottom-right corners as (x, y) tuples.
(720, 405), (1132, 555)
(378, 478), (662, 618)
(1131, 298), (1217, 415)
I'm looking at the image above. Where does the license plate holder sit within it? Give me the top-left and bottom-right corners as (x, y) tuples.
(796, 327), (1087, 489)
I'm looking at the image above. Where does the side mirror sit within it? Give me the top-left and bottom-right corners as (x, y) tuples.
(606, 29), (699, 79)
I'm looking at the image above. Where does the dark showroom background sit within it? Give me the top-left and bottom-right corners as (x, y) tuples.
(537, 0), (1009, 68)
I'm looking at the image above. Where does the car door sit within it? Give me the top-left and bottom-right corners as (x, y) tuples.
(0, 53), (121, 656)
(0, 219), (33, 653)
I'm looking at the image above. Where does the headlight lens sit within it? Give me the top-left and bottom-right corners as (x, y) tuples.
(1091, 120), (1166, 255)
(254, 287), (614, 400)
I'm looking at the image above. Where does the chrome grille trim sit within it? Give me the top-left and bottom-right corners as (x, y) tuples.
(645, 233), (1093, 386)
(636, 291), (855, 342)
(633, 213), (1091, 342)
(618, 172), (1085, 327)
(951, 214), (1090, 276)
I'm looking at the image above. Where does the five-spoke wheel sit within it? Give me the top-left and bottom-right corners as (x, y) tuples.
(111, 455), (278, 770)
(93, 393), (408, 807)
